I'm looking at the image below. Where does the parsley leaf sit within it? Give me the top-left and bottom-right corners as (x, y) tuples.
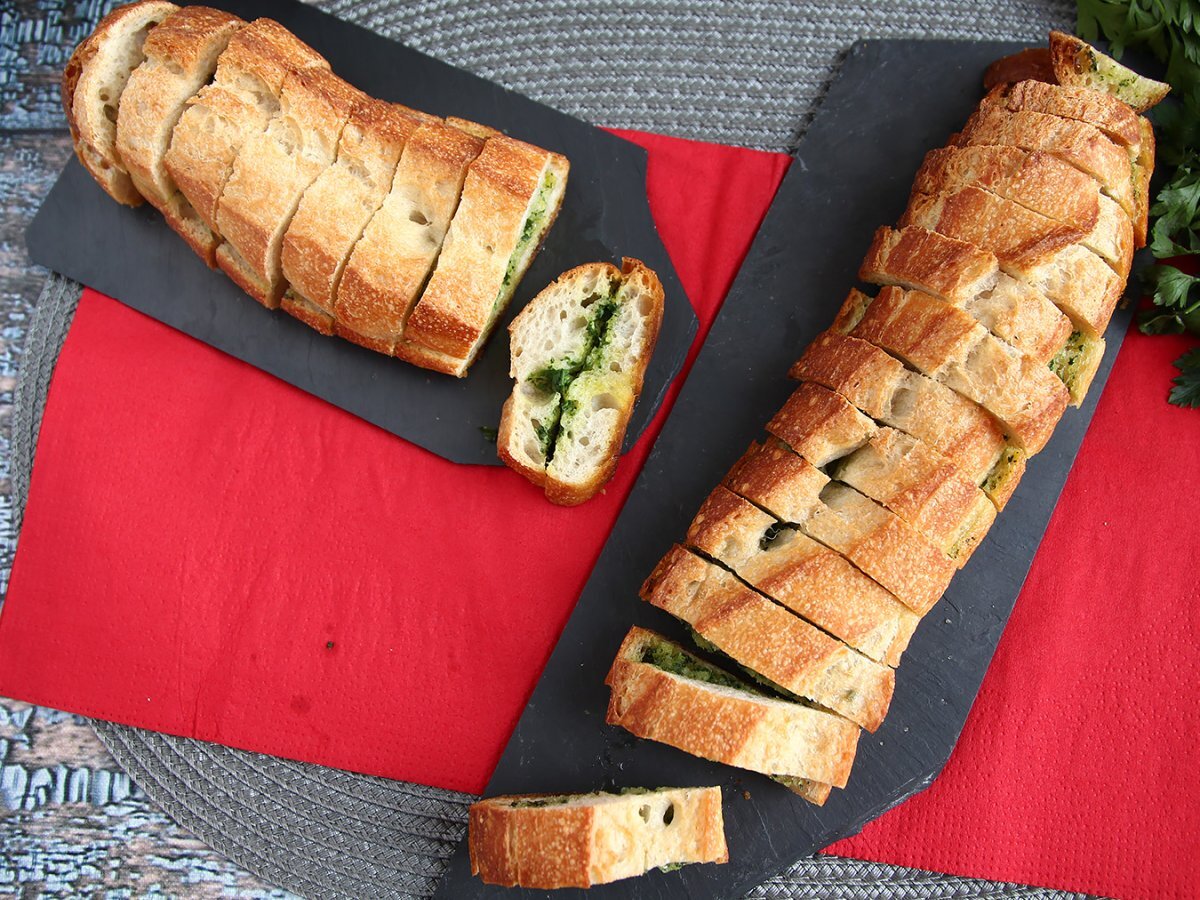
(1169, 348), (1200, 407)
(1150, 154), (1200, 257)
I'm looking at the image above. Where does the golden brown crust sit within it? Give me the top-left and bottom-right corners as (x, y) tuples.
(1048, 30), (1170, 114)
(766, 382), (876, 467)
(605, 628), (858, 785)
(998, 79), (1142, 149)
(983, 47), (1055, 91)
(640, 546), (894, 731)
(723, 438), (829, 525)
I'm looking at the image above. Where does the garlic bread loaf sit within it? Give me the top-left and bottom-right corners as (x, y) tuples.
(469, 782), (727, 889)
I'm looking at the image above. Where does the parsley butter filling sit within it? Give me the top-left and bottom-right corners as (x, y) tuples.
(497, 170), (558, 309)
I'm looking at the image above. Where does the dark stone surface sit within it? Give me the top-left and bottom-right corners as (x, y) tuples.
(433, 38), (1137, 899)
(25, 0), (695, 465)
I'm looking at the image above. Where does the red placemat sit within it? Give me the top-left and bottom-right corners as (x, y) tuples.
(0, 130), (789, 794)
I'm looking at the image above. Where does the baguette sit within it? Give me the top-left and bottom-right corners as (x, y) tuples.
(278, 98), (438, 333)
(685, 486), (919, 666)
(789, 330), (1027, 507)
(398, 135), (570, 375)
(62, 0), (180, 206)
(860, 226), (1104, 405)
(835, 287), (1070, 453)
(216, 68), (367, 306)
(164, 17), (328, 239)
(605, 627), (858, 789)
(469, 783), (728, 889)
(641, 545), (895, 731)
(332, 121), (485, 353)
(115, 6), (245, 263)
(724, 439), (956, 616)
(499, 259), (664, 505)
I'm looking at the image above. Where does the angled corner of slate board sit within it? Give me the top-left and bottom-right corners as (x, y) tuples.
(434, 37), (1140, 899)
(24, 0), (695, 466)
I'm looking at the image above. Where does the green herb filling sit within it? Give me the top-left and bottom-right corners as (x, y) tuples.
(1048, 331), (1089, 393)
(981, 446), (1023, 496)
(498, 171), (558, 302)
(640, 639), (756, 694)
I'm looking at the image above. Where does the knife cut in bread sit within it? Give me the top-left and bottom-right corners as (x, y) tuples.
(397, 135), (570, 375)
(469, 783), (728, 889)
(1048, 30), (1170, 114)
(498, 259), (664, 505)
(278, 99), (438, 333)
(789, 330), (1027, 508)
(605, 628), (859, 791)
(641, 545), (895, 731)
(901, 187), (1126, 334)
(836, 287), (1070, 453)
(332, 121), (485, 353)
(995, 78), (1143, 150)
(216, 68), (366, 306)
(165, 18), (328, 240)
(724, 439), (956, 616)
(62, 0), (180, 206)
(115, 6), (245, 263)
(860, 226), (1104, 406)
(685, 487), (919, 666)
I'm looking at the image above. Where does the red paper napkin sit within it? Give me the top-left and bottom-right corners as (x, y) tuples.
(828, 324), (1200, 900)
(0, 130), (790, 793)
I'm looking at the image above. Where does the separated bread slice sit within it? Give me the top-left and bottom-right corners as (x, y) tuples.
(165, 18), (328, 239)
(469, 782), (728, 889)
(789, 330), (1026, 508)
(278, 99), (438, 333)
(767, 383), (995, 563)
(686, 486), (919, 666)
(115, 6), (245, 263)
(397, 136), (570, 375)
(724, 439), (956, 616)
(994, 79), (1143, 151)
(912, 146), (1134, 273)
(62, 0), (180, 206)
(861, 226), (1103, 405)
(216, 68), (366, 306)
(605, 627), (859, 790)
(901, 187), (1125, 335)
(641, 546), (895, 731)
(333, 121), (486, 353)
(953, 104), (1137, 225)
(836, 287), (1069, 453)
(500, 259), (664, 505)
(1048, 30), (1170, 114)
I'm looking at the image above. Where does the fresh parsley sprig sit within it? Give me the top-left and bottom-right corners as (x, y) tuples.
(1077, 0), (1200, 405)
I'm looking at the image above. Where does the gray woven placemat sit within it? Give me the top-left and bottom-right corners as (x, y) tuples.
(12, 0), (1097, 896)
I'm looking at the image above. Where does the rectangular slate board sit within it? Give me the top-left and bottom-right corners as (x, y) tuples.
(25, 0), (695, 465)
(433, 38), (1137, 899)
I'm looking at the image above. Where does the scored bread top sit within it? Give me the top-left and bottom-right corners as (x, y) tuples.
(766, 382), (876, 468)
(996, 79), (1143, 149)
(640, 544), (895, 731)
(280, 98), (437, 324)
(333, 121), (485, 353)
(686, 486), (919, 666)
(63, 0), (180, 206)
(604, 627), (860, 785)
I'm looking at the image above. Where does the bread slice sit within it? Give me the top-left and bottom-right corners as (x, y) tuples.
(953, 104), (1137, 226)
(332, 121), (485, 353)
(216, 68), (366, 306)
(836, 287), (1069, 453)
(62, 0), (180, 206)
(912, 146), (1134, 274)
(724, 439), (957, 616)
(397, 136), (570, 375)
(789, 330), (1025, 508)
(983, 47), (1055, 91)
(860, 226), (1103, 406)
(499, 259), (665, 505)
(641, 546), (895, 731)
(277, 99), (438, 333)
(765, 381), (876, 467)
(901, 187), (1125, 335)
(115, 6), (245, 264)
(996, 78), (1143, 150)
(685, 486), (919, 666)
(1048, 30), (1170, 114)
(469, 782), (728, 889)
(164, 18), (328, 240)
(604, 627), (859, 789)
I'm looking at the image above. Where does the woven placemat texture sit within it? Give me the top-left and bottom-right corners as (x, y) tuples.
(12, 0), (1097, 896)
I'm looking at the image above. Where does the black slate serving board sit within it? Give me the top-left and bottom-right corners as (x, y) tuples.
(25, 0), (695, 465)
(434, 38), (1137, 899)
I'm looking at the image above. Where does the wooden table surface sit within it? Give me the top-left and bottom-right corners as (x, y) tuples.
(0, 1), (294, 894)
